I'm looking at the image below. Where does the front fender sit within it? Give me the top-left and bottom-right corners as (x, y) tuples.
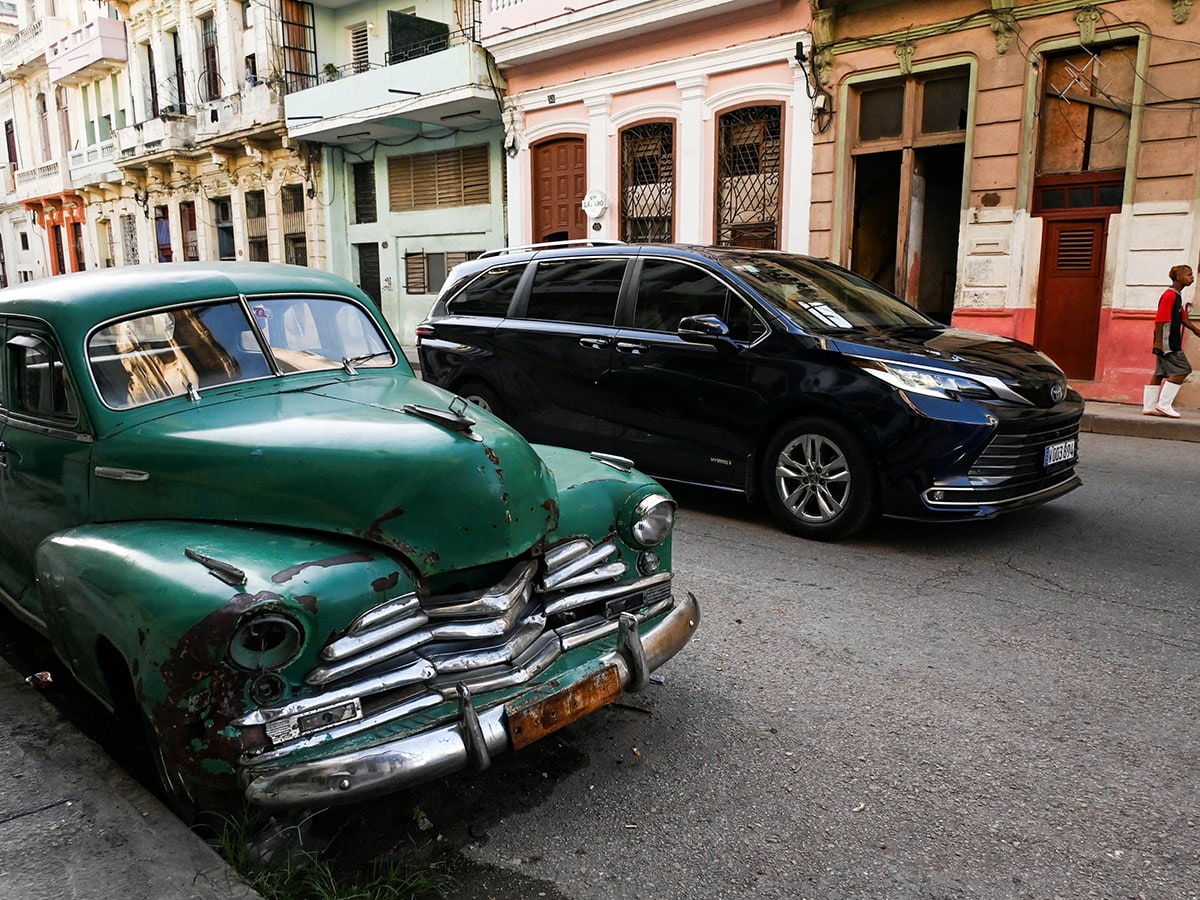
(534, 445), (674, 569)
(35, 521), (418, 783)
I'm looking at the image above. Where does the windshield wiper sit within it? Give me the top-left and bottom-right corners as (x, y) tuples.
(341, 351), (392, 374)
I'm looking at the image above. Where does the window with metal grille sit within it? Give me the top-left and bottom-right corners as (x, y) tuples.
(120, 213), (140, 265)
(620, 122), (674, 243)
(350, 23), (369, 73)
(281, 184), (306, 242)
(280, 0), (316, 93)
(388, 146), (489, 211)
(245, 189), (267, 239)
(353, 162), (377, 223)
(404, 250), (480, 294)
(199, 15), (220, 101)
(716, 105), (782, 249)
(285, 233), (307, 266)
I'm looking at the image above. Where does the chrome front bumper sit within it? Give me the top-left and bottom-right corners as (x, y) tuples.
(241, 592), (701, 809)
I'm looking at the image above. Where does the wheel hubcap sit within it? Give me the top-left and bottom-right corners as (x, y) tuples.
(774, 434), (850, 523)
(465, 394), (493, 413)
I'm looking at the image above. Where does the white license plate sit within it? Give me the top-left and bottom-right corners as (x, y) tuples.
(1043, 438), (1077, 467)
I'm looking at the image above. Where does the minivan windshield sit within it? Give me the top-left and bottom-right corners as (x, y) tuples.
(723, 253), (939, 333)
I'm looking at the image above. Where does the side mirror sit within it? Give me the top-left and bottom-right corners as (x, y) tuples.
(678, 315), (740, 356)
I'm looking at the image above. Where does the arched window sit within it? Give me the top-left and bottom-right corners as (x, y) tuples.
(620, 122), (674, 243)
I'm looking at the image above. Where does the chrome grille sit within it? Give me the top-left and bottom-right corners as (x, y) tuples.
(238, 538), (673, 763)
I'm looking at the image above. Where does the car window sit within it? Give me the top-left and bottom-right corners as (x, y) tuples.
(724, 254), (937, 333)
(6, 332), (78, 423)
(448, 265), (523, 317)
(633, 260), (733, 332)
(725, 297), (770, 343)
(88, 296), (392, 409)
(525, 259), (626, 326)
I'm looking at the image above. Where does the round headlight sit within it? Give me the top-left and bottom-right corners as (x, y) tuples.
(631, 493), (676, 548)
(229, 613), (304, 671)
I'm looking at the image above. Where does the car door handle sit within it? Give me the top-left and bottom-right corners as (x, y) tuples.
(615, 341), (648, 354)
(578, 337), (611, 350)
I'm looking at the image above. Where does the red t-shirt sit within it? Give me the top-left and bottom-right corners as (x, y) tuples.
(1156, 288), (1186, 352)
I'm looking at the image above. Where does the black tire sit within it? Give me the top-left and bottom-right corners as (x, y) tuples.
(760, 417), (878, 540)
(457, 380), (506, 419)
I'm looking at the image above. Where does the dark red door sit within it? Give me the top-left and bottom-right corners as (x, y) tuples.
(532, 138), (586, 242)
(1034, 219), (1106, 380)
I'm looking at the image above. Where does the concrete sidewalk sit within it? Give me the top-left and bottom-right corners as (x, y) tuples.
(0, 397), (1192, 900)
(0, 665), (260, 900)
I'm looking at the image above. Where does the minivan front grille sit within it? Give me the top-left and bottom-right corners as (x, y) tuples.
(238, 538), (673, 763)
(923, 415), (1082, 508)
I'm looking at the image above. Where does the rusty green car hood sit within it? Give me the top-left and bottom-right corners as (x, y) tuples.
(89, 375), (558, 576)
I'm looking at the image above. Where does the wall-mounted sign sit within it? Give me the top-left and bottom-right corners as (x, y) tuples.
(581, 190), (608, 219)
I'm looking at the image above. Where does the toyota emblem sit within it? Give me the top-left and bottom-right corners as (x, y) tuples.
(1050, 383), (1064, 403)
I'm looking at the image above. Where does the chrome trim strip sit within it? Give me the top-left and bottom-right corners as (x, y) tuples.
(543, 572), (671, 616)
(921, 473), (1081, 508)
(557, 597), (673, 651)
(427, 617), (546, 674)
(432, 631), (562, 697)
(237, 658), (437, 726)
(540, 541), (617, 590)
(541, 538), (593, 571)
(322, 610), (430, 661)
(94, 466), (150, 482)
(349, 593), (421, 633)
(243, 690), (444, 766)
(422, 561), (535, 619)
(550, 561), (627, 592)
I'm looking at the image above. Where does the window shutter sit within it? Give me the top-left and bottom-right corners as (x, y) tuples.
(404, 252), (427, 293)
(388, 146), (490, 211)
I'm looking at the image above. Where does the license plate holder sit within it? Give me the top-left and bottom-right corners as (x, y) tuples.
(1043, 438), (1077, 468)
(506, 665), (623, 751)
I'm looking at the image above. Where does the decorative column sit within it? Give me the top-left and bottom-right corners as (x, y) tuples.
(675, 74), (707, 243)
(583, 95), (611, 239)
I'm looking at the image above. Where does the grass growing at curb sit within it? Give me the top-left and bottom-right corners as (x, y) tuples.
(216, 814), (456, 900)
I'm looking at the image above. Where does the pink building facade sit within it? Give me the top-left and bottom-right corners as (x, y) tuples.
(484, 0), (816, 252)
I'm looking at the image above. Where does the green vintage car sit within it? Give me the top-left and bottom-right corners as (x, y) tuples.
(0, 262), (699, 815)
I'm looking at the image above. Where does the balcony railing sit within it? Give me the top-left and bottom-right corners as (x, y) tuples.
(47, 16), (128, 85)
(282, 210), (306, 235)
(0, 16), (69, 76)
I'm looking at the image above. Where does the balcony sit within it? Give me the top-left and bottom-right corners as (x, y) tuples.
(68, 139), (121, 186)
(13, 160), (69, 201)
(113, 113), (197, 165)
(283, 42), (501, 145)
(47, 16), (128, 85)
(195, 82), (285, 143)
(0, 16), (69, 77)
(483, 0), (775, 65)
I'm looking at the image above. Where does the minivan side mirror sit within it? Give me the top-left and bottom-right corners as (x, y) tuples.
(678, 315), (740, 356)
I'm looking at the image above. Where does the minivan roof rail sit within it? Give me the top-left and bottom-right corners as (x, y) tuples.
(479, 239), (626, 259)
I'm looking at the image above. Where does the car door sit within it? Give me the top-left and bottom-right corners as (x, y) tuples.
(607, 257), (768, 488)
(0, 321), (93, 625)
(494, 256), (630, 453)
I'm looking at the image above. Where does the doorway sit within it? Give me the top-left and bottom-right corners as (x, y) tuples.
(532, 138), (586, 242)
(1034, 218), (1106, 380)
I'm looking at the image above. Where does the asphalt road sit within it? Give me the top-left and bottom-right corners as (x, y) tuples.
(4, 432), (1197, 898)
(335, 430), (1197, 900)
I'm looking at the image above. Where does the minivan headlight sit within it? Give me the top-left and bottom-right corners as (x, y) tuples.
(627, 493), (676, 547)
(854, 359), (997, 401)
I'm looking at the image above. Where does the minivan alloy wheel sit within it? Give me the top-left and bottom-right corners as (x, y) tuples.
(761, 418), (878, 540)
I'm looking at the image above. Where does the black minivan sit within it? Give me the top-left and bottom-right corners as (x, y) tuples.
(417, 242), (1082, 540)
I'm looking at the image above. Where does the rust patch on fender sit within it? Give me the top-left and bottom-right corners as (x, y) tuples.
(295, 594), (318, 614)
(485, 448), (500, 465)
(372, 571), (400, 593)
(153, 591), (289, 785)
(272, 551), (374, 584)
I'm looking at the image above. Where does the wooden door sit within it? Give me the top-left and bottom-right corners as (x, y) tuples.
(1034, 219), (1106, 380)
(532, 138), (586, 242)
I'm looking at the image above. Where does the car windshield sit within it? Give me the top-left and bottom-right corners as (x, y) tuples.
(88, 295), (394, 409)
(722, 253), (938, 333)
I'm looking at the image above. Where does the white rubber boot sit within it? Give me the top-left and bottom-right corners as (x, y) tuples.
(1143, 385), (1164, 415)
(1155, 381), (1182, 418)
